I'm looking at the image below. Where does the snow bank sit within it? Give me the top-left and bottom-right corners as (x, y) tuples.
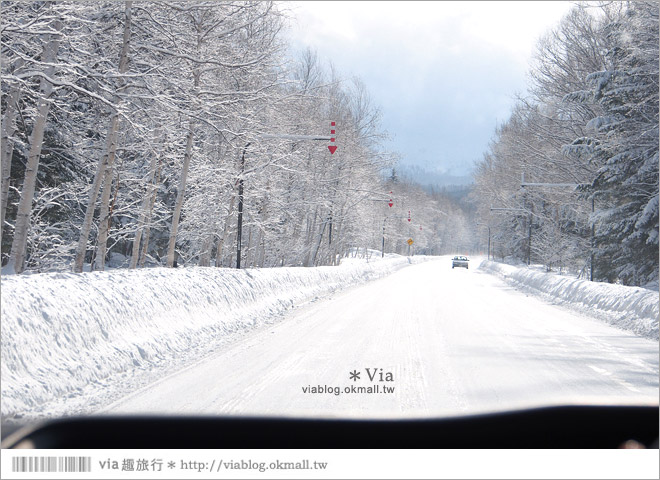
(1, 254), (428, 418)
(478, 260), (659, 340)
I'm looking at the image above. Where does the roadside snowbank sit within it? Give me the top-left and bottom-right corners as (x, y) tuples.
(478, 260), (659, 340)
(1, 254), (429, 418)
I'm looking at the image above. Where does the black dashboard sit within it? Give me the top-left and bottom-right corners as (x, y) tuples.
(2, 405), (658, 449)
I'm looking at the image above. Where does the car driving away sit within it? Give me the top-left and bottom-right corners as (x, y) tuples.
(452, 255), (469, 269)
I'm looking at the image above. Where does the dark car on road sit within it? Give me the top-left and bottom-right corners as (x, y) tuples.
(452, 255), (469, 269)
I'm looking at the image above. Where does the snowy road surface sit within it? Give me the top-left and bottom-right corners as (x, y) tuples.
(106, 258), (658, 417)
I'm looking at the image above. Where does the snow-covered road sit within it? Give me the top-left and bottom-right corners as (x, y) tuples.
(105, 258), (659, 418)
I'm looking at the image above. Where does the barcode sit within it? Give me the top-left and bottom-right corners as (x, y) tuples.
(11, 456), (92, 473)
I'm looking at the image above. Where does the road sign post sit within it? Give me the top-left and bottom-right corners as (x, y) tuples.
(381, 192), (394, 258)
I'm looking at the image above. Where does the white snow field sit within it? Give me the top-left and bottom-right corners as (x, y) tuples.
(1, 255), (658, 421)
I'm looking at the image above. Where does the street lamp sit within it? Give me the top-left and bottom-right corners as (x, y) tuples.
(235, 132), (333, 269)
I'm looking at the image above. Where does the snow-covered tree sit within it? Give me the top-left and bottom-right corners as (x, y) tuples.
(565, 2), (658, 285)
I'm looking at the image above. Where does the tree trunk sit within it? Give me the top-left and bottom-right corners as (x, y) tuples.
(254, 199), (267, 267)
(137, 225), (151, 268)
(7, 21), (61, 274)
(244, 223), (253, 268)
(92, 3), (132, 271)
(1, 59), (25, 249)
(331, 209), (345, 265)
(309, 214), (329, 267)
(137, 152), (162, 268)
(198, 234), (213, 266)
(257, 235), (266, 267)
(73, 1), (132, 273)
(226, 231), (235, 267)
(215, 195), (235, 267)
(165, 16), (204, 269)
(166, 122), (194, 267)
(74, 114), (118, 272)
(130, 138), (160, 269)
(93, 157), (118, 271)
(303, 207), (318, 267)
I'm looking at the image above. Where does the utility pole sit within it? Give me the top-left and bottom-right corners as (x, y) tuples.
(235, 143), (250, 269)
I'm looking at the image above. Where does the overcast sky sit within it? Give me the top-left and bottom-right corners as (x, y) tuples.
(283, 1), (576, 179)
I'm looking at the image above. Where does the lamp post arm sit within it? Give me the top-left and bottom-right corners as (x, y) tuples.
(521, 182), (582, 188)
(258, 134), (332, 141)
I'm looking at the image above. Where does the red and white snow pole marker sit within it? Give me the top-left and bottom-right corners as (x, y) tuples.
(328, 122), (337, 154)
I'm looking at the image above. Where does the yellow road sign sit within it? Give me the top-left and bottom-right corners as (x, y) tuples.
(407, 238), (414, 245)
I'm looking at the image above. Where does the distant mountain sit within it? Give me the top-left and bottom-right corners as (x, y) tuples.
(396, 165), (473, 188)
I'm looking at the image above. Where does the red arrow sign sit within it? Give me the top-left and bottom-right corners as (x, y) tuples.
(328, 145), (337, 154)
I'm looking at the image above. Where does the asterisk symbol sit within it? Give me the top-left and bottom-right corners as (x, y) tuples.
(349, 370), (360, 381)
(168, 461), (176, 469)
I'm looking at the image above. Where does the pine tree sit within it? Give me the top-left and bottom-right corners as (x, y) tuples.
(578, 2), (659, 285)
